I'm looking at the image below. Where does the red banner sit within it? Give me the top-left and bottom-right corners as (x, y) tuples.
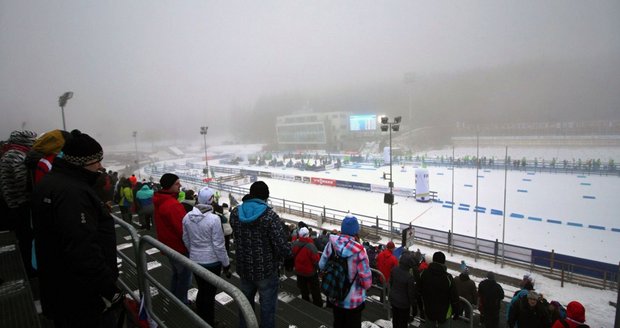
(310, 177), (336, 186)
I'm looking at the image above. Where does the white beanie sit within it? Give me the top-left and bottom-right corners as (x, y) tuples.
(197, 187), (215, 205)
(298, 227), (310, 237)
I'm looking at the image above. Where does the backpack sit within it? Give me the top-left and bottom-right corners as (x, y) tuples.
(320, 247), (357, 301)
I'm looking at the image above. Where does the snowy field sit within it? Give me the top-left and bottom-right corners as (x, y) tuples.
(209, 159), (620, 266)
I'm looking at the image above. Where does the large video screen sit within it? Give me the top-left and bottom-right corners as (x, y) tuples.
(349, 114), (377, 131)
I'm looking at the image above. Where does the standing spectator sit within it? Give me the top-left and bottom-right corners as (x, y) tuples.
(0, 130), (37, 277)
(24, 129), (71, 185)
(551, 301), (587, 328)
(292, 227), (323, 307)
(318, 215), (372, 328)
(389, 251), (418, 328)
(454, 269), (477, 320)
(219, 203), (233, 252)
(136, 183), (154, 230)
(128, 173), (137, 187)
(419, 251), (460, 328)
(478, 271), (505, 328)
(182, 187), (230, 326)
(31, 129), (122, 326)
(508, 291), (551, 328)
(376, 241), (398, 284)
(314, 229), (330, 252)
(117, 177), (134, 223)
(229, 181), (291, 328)
(153, 173), (192, 304)
(506, 274), (535, 322)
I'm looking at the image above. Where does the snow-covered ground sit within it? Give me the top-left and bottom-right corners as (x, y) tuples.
(109, 142), (618, 328)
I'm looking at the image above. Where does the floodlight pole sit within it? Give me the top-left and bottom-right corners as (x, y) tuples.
(381, 116), (401, 241)
(58, 91), (73, 130)
(133, 131), (140, 179)
(61, 107), (66, 130)
(389, 125), (394, 240)
(200, 126), (209, 178)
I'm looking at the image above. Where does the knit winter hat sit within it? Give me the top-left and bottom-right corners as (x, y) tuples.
(9, 130), (37, 147)
(566, 301), (586, 323)
(432, 251), (446, 264)
(249, 181), (269, 200)
(527, 291), (540, 300)
(160, 173), (180, 190)
(298, 227), (310, 238)
(341, 215), (360, 236)
(33, 129), (70, 155)
(386, 241), (395, 250)
(197, 187), (215, 205)
(61, 130), (103, 166)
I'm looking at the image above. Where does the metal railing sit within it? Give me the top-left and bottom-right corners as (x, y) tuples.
(114, 216), (259, 328)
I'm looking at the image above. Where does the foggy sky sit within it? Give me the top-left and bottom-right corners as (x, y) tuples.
(1, 1), (619, 145)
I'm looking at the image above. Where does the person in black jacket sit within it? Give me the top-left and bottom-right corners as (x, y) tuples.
(31, 130), (121, 327)
(508, 291), (551, 328)
(418, 251), (460, 328)
(478, 271), (505, 328)
(389, 251), (418, 328)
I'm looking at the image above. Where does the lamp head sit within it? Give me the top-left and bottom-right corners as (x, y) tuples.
(380, 116), (388, 124)
(380, 125), (389, 132)
(394, 116), (402, 124)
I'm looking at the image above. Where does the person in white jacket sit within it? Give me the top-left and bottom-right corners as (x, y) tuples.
(182, 186), (230, 326)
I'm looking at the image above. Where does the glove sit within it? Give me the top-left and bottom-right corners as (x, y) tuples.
(223, 265), (232, 278)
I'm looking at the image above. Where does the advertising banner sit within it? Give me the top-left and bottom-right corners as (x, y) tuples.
(311, 177), (336, 186)
(335, 180), (371, 191)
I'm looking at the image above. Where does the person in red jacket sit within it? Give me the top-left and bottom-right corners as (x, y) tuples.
(551, 301), (588, 328)
(153, 173), (191, 304)
(377, 241), (399, 284)
(292, 227), (323, 307)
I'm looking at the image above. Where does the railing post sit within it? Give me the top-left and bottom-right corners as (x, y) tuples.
(550, 249), (555, 274)
(615, 261), (620, 327)
(376, 215), (379, 236)
(302, 202), (304, 218)
(494, 239), (499, 264)
(561, 264), (565, 288)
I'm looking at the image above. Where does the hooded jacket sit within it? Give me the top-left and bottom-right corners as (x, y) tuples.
(182, 204), (229, 267)
(31, 158), (118, 319)
(389, 252), (418, 310)
(318, 234), (372, 309)
(478, 276), (505, 318)
(376, 248), (398, 283)
(229, 198), (291, 281)
(292, 236), (320, 276)
(419, 261), (460, 322)
(455, 272), (477, 305)
(551, 301), (587, 328)
(153, 190), (188, 254)
(136, 184), (154, 207)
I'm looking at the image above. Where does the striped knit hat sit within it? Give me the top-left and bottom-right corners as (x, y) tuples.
(8, 130), (37, 147)
(61, 130), (103, 166)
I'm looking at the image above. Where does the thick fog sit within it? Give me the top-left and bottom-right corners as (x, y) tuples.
(1, 1), (619, 145)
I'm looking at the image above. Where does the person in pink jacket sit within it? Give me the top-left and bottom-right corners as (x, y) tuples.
(319, 215), (372, 328)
